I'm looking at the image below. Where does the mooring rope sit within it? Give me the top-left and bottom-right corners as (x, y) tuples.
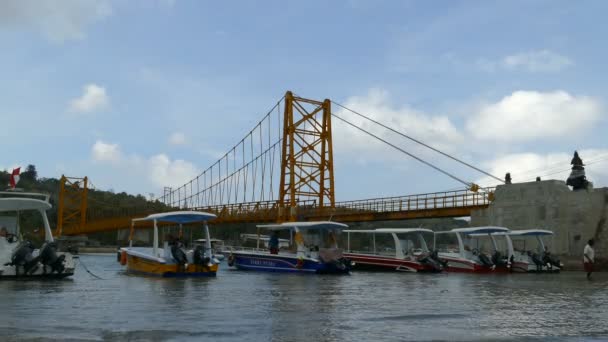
(77, 257), (105, 280)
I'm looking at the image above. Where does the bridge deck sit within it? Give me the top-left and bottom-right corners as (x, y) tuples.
(60, 188), (492, 235)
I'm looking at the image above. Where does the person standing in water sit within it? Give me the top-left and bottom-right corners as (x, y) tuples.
(583, 239), (595, 280)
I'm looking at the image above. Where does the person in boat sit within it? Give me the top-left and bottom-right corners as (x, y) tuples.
(583, 239), (595, 280)
(0, 226), (7, 238)
(268, 231), (279, 255)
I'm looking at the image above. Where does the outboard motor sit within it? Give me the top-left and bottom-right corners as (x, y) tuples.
(542, 252), (562, 270)
(171, 244), (188, 265)
(39, 242), (66, 274)
(9, 241), (39, 274)
(530, 252), (544, 271)
(477, 253), (494, 267)
(418, 253), (443, 272)
(430, 250), (448, 269)
(492, 251), (506, 267)
(192, 245), (210, 265)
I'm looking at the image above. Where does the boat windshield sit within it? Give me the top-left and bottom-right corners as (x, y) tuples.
(395, 232), (430, 255)
(462, 234), (495, 256)
(300, 228), (342, 250)
(435, 232), (460, 254)
(0, 215), (18, 236)
(511, 235), (546, 255)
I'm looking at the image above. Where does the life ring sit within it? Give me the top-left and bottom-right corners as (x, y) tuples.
(120, 250), (127, 265)
(227, 254), (235, 267)
(295, 258), (304, 269)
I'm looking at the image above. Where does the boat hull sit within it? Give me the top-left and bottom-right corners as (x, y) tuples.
(510, 261), (560, 273)
(344, 253), (441, 273)
(439, 255), (497, 273)
(0, 253), (76, 279)
(229, 252), (350, 274)
(126, 253), (218, 277)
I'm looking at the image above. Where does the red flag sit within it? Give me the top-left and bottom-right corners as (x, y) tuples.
(9, 167), (20, 188)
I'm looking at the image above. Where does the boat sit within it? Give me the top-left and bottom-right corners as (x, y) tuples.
(435, 226), (510, 273)
(0, 190), (76, 279)
(343, 228), (443, 272)
(118, 211), (220, 277)
(226, 221), (352, 274)
(504, 230), (562, 273)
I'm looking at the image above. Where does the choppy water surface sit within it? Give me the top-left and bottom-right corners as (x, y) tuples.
(1, 254), (607, 341)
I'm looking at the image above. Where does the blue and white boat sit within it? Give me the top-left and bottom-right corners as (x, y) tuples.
(226, 221), (352, 274)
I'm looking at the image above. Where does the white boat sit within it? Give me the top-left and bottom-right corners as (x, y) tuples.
(435, 226), (510, 273)
(343, 228), (443, 272)
(226, 221), (352, 274)
(0, 191), (75, 279)
(118, 211), (220, 277)
(503, 230), (562, 273)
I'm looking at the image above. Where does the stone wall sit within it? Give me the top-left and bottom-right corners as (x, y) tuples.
(471, 180), (608, 259)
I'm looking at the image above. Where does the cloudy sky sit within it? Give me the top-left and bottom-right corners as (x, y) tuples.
(2, 0), (607, 200)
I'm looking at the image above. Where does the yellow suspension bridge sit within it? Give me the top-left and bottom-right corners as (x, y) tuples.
(55, 91), (498, 236)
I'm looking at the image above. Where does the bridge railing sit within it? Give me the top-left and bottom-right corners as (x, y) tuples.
(297, 188), (494, 219)
(334, 188), (494, 212)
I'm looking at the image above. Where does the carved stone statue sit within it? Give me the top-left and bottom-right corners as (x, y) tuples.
(505, 172), (512, 184)
(566, 150), (589, 190)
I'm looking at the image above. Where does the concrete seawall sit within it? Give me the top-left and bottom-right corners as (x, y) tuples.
(471, 180), (607, 269)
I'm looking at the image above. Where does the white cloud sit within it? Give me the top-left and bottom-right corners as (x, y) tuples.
(477, 149), (608, 188)
(503, 50), (572, 73)
(466, 90), (601, 142)
(91, 140), (121, 163)
(68, 84), (110, 113)
(90, 140), (199, 189)
(148, 154), (199, 188)
(0, 0), (112, 42)
(168, 132), (187, 146)
(477, 50), (572, 73)
(334, 88), (464, 162)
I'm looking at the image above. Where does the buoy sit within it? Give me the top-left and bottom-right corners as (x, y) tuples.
(120, 250), (127, 265)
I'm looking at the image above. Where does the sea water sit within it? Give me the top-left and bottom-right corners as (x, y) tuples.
(1, 254), (607, 341)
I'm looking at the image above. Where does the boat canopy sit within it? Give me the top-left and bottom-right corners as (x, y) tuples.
(447, 226), (509, 235)
(194, 238), (224, 243)
(508, 229), (553, 236)
(132, 211), (217, 224)
(344, 228), (434, 234)
(375, 228), (435, 234)
(0, 198), (51, 212)
(257, 221), (348, 231)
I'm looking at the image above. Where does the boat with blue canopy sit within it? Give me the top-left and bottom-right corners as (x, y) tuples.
(0, 190), (76, 279)
(118, 211), (220, 277)
(502, 229), (562, 273)
(343, 228), (443, 272)
(435, 226), (510, 273)
(226, 221), (352, 274)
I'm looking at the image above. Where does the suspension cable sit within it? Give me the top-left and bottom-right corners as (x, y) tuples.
(332, 101), (504, 183)
(332, 112), (474, 188)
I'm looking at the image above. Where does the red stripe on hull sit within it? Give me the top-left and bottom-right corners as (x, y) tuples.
(344, 253), (432, 272)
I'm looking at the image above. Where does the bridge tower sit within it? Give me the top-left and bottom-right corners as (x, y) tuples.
(278, 91), (335, 221)
(57, 175), (88, 236)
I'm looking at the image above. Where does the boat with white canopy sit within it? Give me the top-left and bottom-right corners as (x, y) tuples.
(0, 191), (75, 279)
(118, 211), (219, 277)
(435, 226), (510, 273)
(502, 229), (562, 273)
(343, 228), (443, 272)
(226, 221), (352, 274)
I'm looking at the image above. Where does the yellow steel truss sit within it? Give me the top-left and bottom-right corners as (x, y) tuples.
(57, 175), (88, 236)
(278, 91), (335, 221)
